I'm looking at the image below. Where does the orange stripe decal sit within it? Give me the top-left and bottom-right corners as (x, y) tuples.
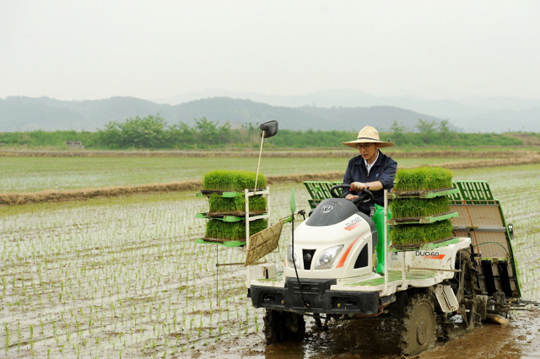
(426, 254), (446, 260)
(344, 222), (360, 231)
(336, 231), (368, 268)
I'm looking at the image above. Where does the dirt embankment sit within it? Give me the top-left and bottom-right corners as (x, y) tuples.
(2, 153), (540, 206)
(0, 181), (201, 205)
(506, 133), (540, 146)
(0, 149), (530, 158)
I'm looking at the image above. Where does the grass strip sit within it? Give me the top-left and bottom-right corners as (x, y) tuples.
(389, 197), (450, 218)
(205, 219), (268, 241)
(390, 220), (453, 245)
(203, 170), (267, 191)
(393, 167), (453, 191)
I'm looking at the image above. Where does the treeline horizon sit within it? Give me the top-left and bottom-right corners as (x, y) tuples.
(0, 114), (526, 150)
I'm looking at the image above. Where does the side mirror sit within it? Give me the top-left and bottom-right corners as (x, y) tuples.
(260, 120), (278, 138)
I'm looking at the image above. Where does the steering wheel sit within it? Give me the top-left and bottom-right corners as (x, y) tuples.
(330, 183), (374, 205)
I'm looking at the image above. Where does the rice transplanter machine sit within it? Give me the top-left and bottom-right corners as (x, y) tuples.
(246, 179), (520, 355)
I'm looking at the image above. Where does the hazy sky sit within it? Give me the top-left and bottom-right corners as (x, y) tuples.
(1, 0), (539, 101)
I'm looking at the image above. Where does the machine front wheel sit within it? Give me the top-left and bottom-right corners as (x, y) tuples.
(400, 292), (436, 356)
(264, 309), (305, 345)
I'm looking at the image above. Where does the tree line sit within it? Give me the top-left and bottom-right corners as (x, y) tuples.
(0, 114), (523, 149)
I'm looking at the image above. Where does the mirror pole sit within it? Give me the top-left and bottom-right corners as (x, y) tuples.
(254, 130), (265, 193)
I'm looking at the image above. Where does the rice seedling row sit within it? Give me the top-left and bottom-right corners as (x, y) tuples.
(2, 165), (540, 357)
(0, 185), (302, 358)
(0, 156), (493, 193)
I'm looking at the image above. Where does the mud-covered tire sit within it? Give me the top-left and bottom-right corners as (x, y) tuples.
(264, 309), (284, 344)
(400, 292), (436, 356)
(264, 309), (305, 345)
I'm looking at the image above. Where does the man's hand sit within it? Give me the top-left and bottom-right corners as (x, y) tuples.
(350, 182), (367, 192)
(345, 194), (358, 201)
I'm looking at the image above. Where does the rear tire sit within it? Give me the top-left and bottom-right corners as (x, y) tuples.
(264, 309), (305, 345)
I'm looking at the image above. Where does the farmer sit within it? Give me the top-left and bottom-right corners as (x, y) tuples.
(341, 125), (397, 216)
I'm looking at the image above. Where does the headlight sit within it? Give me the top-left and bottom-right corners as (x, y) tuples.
(315, 245), (344, 270)
(287, 246), (300, 268)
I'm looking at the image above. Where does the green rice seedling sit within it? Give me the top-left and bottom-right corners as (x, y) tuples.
(390, 220), (453, 245)
(208, 194), (267, 213)
(205, 219), (268, 241)
(389, 197), (450, 218)
(4, 324), (9, 353)
(393, 167), (453, 191)
(203, 170), (267, 191)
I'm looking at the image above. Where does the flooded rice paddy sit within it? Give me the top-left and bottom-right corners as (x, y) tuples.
(1, 164), (540, 358)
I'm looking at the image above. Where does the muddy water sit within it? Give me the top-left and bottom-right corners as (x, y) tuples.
(419, 309), (540, 359)
(192, 308), (540, 359)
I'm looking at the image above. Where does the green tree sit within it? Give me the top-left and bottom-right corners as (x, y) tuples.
(168, 122), (195, 148)
(217, 121), (232, 144)
(242, 122), (259, 144)
(416, 119), (437, 134)
(390, 120), (408, 145)
(194, 118), (219, 146)
(416, 119), (438, 144)
(438, 119), (451, 134)
(437, 119), (454, 144)
(118, 114), (167, 148)
(97, 114), (168, 149)
(97, 121), (122, 148)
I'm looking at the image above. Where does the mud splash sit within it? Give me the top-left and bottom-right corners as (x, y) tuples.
(195, 308), (540, 359)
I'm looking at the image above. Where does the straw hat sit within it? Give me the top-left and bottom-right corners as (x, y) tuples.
(342, 126), (395, 148)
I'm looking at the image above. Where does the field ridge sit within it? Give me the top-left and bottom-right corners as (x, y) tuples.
(0, 149), (530, 158)
(2, 155), (539, 205)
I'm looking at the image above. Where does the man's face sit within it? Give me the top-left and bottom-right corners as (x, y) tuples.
(357, 143), (378, 161)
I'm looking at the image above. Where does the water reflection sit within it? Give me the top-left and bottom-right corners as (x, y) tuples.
(263, 318), (402, 359)
(248, 308), (540, 359)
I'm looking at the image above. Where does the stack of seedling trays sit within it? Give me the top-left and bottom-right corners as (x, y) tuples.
(388, 167), (459, 250)
(196, 170), (269, 248)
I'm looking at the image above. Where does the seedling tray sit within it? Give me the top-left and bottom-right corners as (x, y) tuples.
(390, 237), (457, 251)
(196, 212), (267, 222)
(389, 211), (458, 225)
(200, 189), (266, 197)
(388, 187), (459, 199)
(196, 238), (245, 247)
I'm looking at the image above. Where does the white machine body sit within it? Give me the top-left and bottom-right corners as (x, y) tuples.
(284, 212), (376, 280)
(248, 197), (471, 315)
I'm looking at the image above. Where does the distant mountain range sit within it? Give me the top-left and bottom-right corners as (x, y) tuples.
(1, 89), (539, 132)
(157, 89), (540, 133)
(0, 96), (445, 132)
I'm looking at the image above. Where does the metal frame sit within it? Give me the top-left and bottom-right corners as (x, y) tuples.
(449, 180), (521, 296)
(244, 187), (271, 247)
(303, 181), (343, 208)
